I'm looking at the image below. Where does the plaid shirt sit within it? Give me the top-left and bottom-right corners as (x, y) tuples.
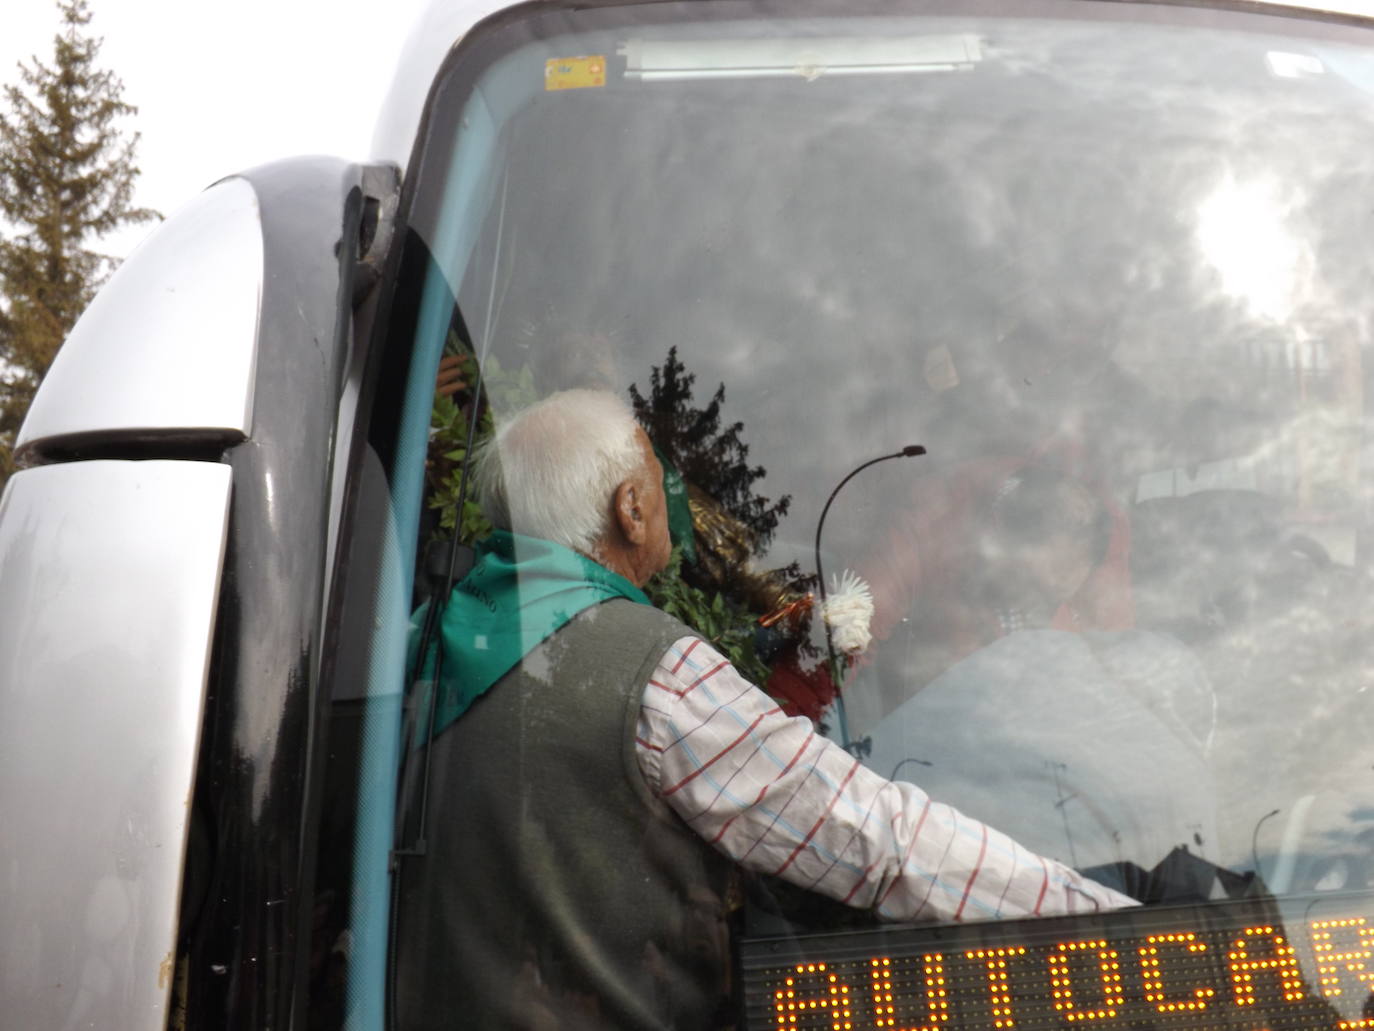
(635, 636), (1136, 923)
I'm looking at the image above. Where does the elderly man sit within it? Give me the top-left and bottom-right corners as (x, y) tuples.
(395, 389), (1132, 1031)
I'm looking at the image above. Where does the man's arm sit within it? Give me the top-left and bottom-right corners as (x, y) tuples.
(635, 636), (1136, 923)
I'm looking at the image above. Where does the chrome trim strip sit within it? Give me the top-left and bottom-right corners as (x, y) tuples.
(16, 178), (263, 454)
(0, 460), (232, 1031)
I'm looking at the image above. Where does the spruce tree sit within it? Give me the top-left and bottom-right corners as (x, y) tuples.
(630, 347), (791, 550)
(0, 0), (156, 474)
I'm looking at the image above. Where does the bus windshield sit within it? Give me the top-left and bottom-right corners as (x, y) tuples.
(367, 2), (1374, 1027)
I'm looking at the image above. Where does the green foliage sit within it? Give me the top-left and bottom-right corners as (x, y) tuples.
(0, 0), (157, 476)
(631, 347), (807, 690)
(646, 548), (772, 686)
(427, 387), (494, 542)
(479, 351), (538, 416)
(425, 348), (537, 543)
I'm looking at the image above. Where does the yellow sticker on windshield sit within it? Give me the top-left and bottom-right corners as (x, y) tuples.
(545, 56), (606, 91)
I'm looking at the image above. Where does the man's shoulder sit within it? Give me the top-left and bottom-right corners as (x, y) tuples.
(550, 599), (699, 673)
(590, 597), (694, 641)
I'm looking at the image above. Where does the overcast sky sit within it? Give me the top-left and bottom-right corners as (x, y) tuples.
(3, 0), (435, 258)
(8, 0), (1374, 263)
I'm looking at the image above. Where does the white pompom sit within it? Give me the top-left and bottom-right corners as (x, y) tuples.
(822, 570), (874, 655)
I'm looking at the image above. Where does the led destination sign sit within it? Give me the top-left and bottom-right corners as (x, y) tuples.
(740, 893), (1374, 1031)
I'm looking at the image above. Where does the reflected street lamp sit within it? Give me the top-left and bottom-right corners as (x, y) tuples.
(814, 444), (926, 755)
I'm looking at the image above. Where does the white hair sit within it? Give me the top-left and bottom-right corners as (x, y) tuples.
(474, 388), (644, 557)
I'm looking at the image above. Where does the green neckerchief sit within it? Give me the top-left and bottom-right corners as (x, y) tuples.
(654, 444), (697, 565)
(411, 529), (650, 738)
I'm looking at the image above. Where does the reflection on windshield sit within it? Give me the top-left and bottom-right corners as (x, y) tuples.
(410, 0), (1374, 975)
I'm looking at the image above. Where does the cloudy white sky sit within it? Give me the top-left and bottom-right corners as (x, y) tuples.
(3, 0), (435, 258)
(7, 0), (1374, 262)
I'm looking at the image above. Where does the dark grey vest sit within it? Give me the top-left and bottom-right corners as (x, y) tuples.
(395, 600), (735, 1030)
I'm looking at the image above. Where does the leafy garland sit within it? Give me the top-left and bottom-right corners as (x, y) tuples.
(425, 347), (535, 543)
(632, 347), (802, 692)
(645, 548), (773, 685)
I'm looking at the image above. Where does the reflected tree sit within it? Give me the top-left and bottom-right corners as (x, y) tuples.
(631, 347), (790, 552)
(633, 349), (838, 723)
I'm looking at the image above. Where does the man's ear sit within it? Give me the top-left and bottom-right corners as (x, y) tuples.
(613, 479), (647, 545)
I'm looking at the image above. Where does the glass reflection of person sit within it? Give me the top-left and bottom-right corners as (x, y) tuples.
(863, 469), (1218, 891)
(857, 456), (1133, 719)
(974, 467), (1113, 635)
(395, 389), (1133, 1031)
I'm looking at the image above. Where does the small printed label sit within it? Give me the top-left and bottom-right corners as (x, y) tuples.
(546, 55), (607, 91)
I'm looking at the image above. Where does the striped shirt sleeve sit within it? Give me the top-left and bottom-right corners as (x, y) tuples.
(635, 635), (1137, 924)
